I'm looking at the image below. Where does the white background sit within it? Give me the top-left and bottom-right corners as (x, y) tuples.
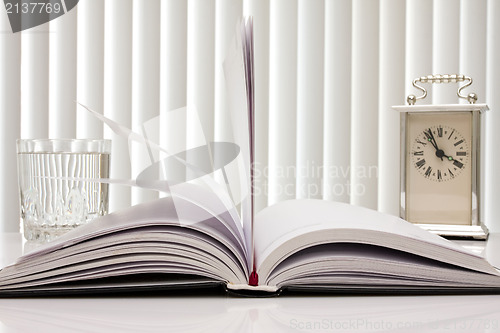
(1, 0), (500, 233)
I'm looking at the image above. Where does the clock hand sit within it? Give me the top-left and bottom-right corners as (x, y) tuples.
(428, 129), (440, 149)
(424, 129), (437, 149)
(426, 128), (459, 163)
(424, 135), (437, 150)
(442, 153), (454, 161)
(424, 129), (444, 160)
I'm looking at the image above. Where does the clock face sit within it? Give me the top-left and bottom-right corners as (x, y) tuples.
(404, 112), (473, 225)
(411, 125), (469, 182)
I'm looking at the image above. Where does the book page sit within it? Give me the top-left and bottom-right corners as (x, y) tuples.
(14, 183), (249, 276)
(254, 199), (496, 284)
(266, 243), (500, 289)
(0, 183), (253, 291)
(223, 17), (255, 274)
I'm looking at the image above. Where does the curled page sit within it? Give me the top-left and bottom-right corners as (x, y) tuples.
(76, 103), (251, 266)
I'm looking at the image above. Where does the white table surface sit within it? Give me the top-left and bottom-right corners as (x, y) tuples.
(1, 233), (500, 332)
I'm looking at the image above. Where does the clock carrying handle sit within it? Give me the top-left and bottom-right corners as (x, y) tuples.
(407, 74), (477, 105)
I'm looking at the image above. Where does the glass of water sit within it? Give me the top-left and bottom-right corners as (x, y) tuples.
(17, 139), (111, 242)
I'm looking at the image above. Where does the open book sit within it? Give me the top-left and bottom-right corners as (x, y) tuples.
(1, 18), (500, 296)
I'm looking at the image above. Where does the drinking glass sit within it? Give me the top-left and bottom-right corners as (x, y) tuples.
(17, 139), (111, 242)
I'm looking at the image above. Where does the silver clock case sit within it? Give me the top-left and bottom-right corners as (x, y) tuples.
(393, 104), (489, 240)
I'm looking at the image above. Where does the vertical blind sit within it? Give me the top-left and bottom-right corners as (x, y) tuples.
(1, 0), (499, 233)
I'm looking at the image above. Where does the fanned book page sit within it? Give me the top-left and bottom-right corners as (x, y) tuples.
(2, 17), (500, 296)
(223, 16), (256, 282)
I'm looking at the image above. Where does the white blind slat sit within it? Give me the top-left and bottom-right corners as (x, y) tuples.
(76, 0), (104, 139)
(459, 0), (487, 102)
(323, 0), (352, 203)
(49, 7), (77, 138)
(296, 0), (324, 200)
(432, 0), (460, 104)
(268, 0), (298, 205)
(214, 0), (242, 144)
(405, 0), (433, 103)
(21, 25), (49, 139)
(0, 13), (21, 232)
(159, 0), (188, 199)
(104, 0), (132, 212)
(378, 0), (405, 215)
(161, 0), (188, 114)
(187, 0), (216, 148)
(131, 0), (161, 205)
(351, 0), (379, 209)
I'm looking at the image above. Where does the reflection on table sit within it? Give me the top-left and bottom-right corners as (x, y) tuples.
(1, 294), (500, 332)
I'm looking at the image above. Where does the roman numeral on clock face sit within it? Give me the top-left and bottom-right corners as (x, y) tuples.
(416, 159), (426, 169)
(453, 160), (464, 169)
(424, 166), (432, 177)
(448, 129), (455, 140)
(416, 139), (427, 146)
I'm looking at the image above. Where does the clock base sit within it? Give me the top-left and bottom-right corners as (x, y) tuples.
(415, 223), (489, 240)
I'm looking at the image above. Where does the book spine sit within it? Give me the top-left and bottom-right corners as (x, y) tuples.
(249, 271), (258, 286)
